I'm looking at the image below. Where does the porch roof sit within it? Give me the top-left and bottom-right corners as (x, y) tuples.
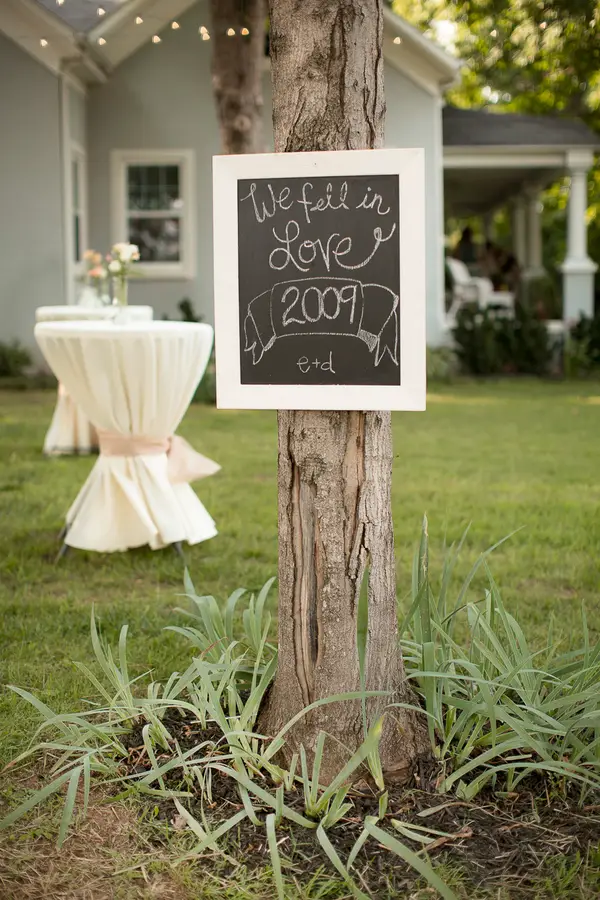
(443, 105), (600, 150)
(442, 106), (599, 217)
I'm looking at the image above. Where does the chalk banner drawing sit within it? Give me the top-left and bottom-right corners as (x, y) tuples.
(244, 277), (398, 367)
(237, 174), (401, 387)
(212, 148), (427, 411)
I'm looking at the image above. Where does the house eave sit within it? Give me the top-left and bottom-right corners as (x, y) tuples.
(382, 6), (461, 87)
(0, 0), (109, 83)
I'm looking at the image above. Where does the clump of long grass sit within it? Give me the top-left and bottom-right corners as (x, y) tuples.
(3, 521), (600, 898)
(402, 518), (600, 801)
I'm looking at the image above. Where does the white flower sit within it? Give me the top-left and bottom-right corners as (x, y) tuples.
(112, 242), (139, 262)
(108, 260), (122, 274)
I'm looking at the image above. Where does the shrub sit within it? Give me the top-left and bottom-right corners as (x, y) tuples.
(0, 341), (31, 378)
(452, 302), (554, 376)
(426, 346), (459, 383)
(564, 315), (600, 377)
(518, 274), (562, 320)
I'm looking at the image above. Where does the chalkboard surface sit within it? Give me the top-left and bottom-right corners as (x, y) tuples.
(237, 174), (400, 386)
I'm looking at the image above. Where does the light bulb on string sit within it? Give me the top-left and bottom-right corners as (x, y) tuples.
(199, 26), (208, 34)
(97, 6), (106, 16)
(241, 27), (250, 35)
(152, 35), (161, 43)
(393, 36), (402, 45)
(171, 21), (180, 29)
(135, 17), (143, 25)
(56, 0), (64, 6)
(98, 37), (106, 45)
(227, 28), (236, 36)
(202, 33), (210, 41)
(40, 38), (48, 47)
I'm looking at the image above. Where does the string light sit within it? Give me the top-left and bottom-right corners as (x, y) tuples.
(393, 36), (402, 45)
(56, 0), (64, 6)
(46, 11), (251, 50)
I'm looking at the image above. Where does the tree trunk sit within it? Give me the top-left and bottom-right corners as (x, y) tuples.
(209, 0), (266, 154)
(259, 0), (430, 784)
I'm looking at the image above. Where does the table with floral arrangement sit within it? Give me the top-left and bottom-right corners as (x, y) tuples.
(37, 243), (153, 456)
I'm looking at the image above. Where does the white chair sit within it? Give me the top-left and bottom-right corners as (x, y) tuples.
(446, 258), (514, 318)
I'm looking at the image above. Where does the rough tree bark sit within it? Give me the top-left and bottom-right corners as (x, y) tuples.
(258, 0), (430, 783)
(209, 0), (266, 154)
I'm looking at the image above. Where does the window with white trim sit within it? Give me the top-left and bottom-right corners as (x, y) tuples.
(71, 147), (87, 265)
(111, 150), (196, 279)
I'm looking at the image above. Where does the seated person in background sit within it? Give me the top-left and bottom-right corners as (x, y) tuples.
(500, 253), (520, 291)
(453, 227), (478, 267)
(480, 240), (500, 281)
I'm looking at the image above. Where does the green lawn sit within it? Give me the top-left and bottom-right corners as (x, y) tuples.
(1, 381), (600, 898)
(1, 381), (599, 768)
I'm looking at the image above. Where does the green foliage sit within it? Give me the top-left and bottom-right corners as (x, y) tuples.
(402, 518), (600, 800)
(427, 346), (460, 383)
(0, 577), (453, 899)
(178, 298), (202, 323)
(563, 314), (600, 377)
(452, 303), (554, 376)
(391, 0), (600, 297)
(193, 352), (216, 406)
(0, 340), (31, 378)
(518, 273), (562, 320)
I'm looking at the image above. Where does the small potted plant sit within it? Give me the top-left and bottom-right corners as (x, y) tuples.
(107, 242), (141, 306)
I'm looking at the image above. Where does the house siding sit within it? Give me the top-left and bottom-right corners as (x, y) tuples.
(0, 33), (65, 349)
(87, 0), (221, 321)
(385, 67), (446, 345)
(68, 85), (86, 148)
(88, 1), (446, 342)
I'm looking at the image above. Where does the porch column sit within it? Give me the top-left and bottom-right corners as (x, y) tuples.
(561, 150), (597, 321)
(482, 212), (494, 241)
(523, 190), (544, 279)
(511, 197), (527, 266)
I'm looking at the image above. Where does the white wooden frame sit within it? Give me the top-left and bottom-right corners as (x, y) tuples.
(213, 148), (426, 411)
(110, 149), (196, 280)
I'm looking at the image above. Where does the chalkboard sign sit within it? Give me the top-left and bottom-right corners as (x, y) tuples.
(213, 149), (425, 411)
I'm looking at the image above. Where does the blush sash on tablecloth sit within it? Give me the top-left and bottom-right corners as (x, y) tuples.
(35, 321), (219, 553)
(36, 305), (154, 455)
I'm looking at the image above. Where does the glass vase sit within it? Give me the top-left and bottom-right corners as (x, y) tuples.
(113, 279), (129, 306)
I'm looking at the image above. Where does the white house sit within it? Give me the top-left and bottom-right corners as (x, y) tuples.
(0, 0), (597, 355)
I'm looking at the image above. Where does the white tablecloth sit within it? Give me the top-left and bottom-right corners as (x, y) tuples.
(36, 306), (154, 455)
(34, 320), (219, 553)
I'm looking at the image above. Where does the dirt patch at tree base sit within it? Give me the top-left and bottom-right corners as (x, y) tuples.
(123, 712), (600, 898)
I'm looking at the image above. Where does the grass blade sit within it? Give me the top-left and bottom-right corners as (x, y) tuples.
(366, 822), (458, 900)
(266, 813), (285, 900)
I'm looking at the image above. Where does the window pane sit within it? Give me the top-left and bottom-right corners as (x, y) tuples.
(74, 214), (81, 262)
(127, 164), (181, 211)
(128, 217), (181, 262)
(72, 159), (80, 210)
